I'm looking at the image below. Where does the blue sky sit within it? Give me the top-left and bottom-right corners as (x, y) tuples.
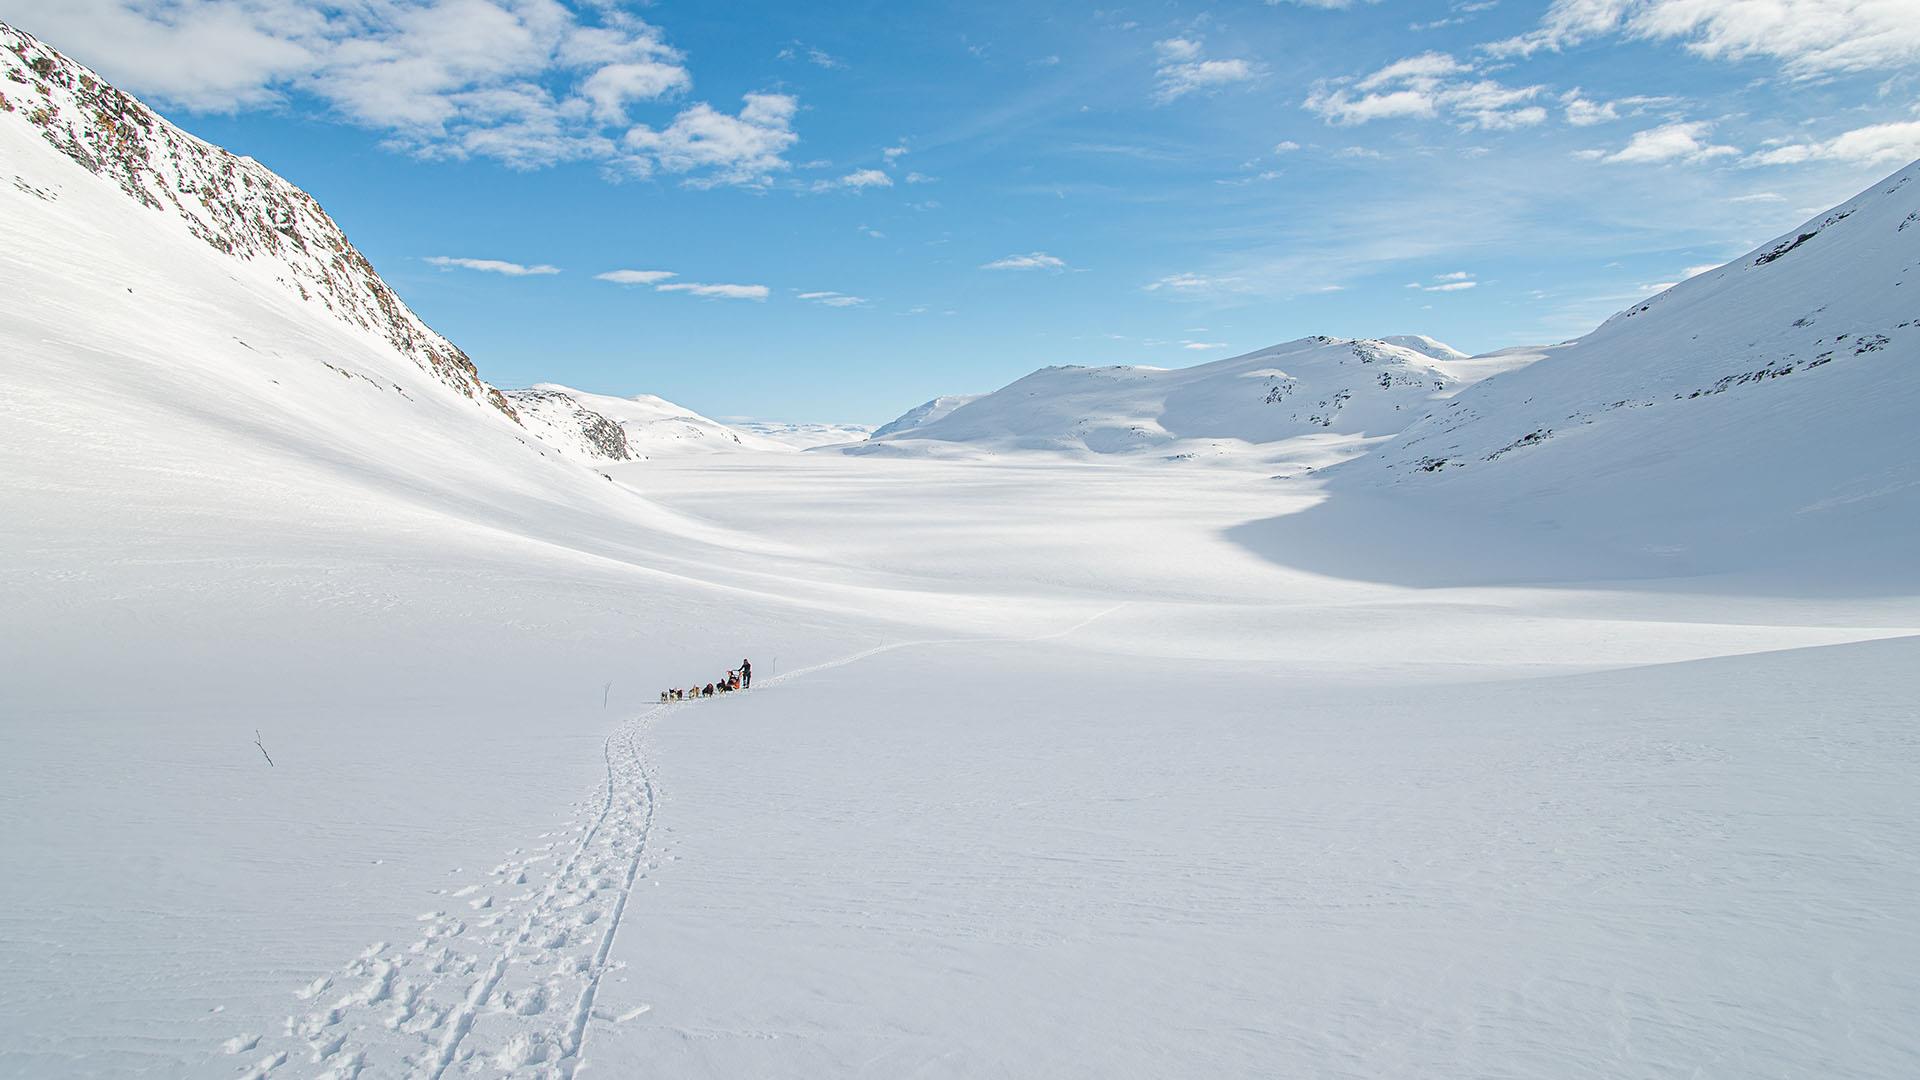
(6, 1), (1919, 424)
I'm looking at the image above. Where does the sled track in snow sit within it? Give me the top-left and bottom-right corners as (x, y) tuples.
(226, 605), (1124, 1078)
(231, 708), (666, 1080)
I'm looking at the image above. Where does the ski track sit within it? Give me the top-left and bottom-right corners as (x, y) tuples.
(231, 607), (1121, 1077)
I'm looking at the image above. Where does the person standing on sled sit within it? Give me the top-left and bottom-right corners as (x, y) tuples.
(739, 658), (752, 689)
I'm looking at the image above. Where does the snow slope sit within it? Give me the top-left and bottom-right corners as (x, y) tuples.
(857, 336), (1501, 463)
(868, 393), (983, 438)
(1307, 159), (1920, 584)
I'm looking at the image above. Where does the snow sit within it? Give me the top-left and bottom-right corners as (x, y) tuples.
(5, 21), (1920, 1080)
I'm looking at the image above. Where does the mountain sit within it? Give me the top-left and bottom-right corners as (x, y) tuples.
(1379, 334), (1469, 361)
(513, 383), (787, 456)
(870, 394), (984, 439)
(0, 18), (694, 592)
(856, 336), (1501, 462)
(1294, 159), (1920, 583)
(0, 21), (515, 421)
(728, 418), (872, 450)
(499, 387), (635, 461)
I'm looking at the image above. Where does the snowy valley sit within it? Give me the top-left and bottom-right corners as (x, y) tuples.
(3, 16), (1919, 1080)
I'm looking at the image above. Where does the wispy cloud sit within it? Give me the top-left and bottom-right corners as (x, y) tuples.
(1406, 271), (1478, 292)
(655, 282), (770, 300)
(1153, 37), (1260, 103)
(982, 252), (1067, 271)
(595, 269), (676, 285)
(797, 290), (868, 307)
(776, 40), (844, 69)
(426, 256), (560, 276)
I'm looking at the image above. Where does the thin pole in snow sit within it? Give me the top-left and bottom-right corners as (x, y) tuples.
(254, 729), (274, 767)
(603, 682), (612, 709)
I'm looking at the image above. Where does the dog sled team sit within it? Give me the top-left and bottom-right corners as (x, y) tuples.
(661, 658), (752, 702)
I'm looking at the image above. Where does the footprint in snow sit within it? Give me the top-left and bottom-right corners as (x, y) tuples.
(221, 1033), (260, 1054)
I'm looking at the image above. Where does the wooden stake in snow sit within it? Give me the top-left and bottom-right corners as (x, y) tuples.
(254, 729), (274, 767)
(603, 681), (612, 709)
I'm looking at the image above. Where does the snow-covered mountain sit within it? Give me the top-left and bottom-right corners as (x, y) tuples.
(499, 387), (635, 461)
(1379, 334), (1469, 361)
(858, 336), (1501, 460)
(1313, 159), (1920, 580)
(870, 394), (984, 439)
(729, 418), (872, 450)
(0, 21), (516, 421)
(512, 383), (788, 456)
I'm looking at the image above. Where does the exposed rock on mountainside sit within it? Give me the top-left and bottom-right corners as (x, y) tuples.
(1, 21), (514, 419)
(500, 388), (634, 461)
(516, 384), (787, 456)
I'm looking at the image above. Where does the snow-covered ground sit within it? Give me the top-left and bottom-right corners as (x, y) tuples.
(4, 21), (1920, 1080)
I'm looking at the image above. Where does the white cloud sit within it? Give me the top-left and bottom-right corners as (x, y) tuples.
(1357, 52), (1469, 90)
(812, 168), (893, 192)
(982, 252), (1067, 271)
(904, 171), (935, 184)
(1683, 262), (1723, 277)
(1274, 140), (1302, 152)
(580, 60), (691, 124)
(1730, 191), (1786, 203)
(1266, 0), (1381, 7)
(425, 256), (559, 276)
(798, 291), (867, 307)
(883, 144), (909, 162)
(1182, 341), (1230, 350)
(1600, 120), (1738, 164)
(654, 282), (769, 300)
(1153, 37), (1259, 102)
(1746, 120), (1920, 168)
(595, 269), (676, 285)
(1145, 272), (1222, 292)
(21, 2), (808, 183)
(622, 93), (799, 187)
(1305, 52), (1545, 129)
(1407, 271), (1478, 292)
(1488, 0), (1920, 77)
